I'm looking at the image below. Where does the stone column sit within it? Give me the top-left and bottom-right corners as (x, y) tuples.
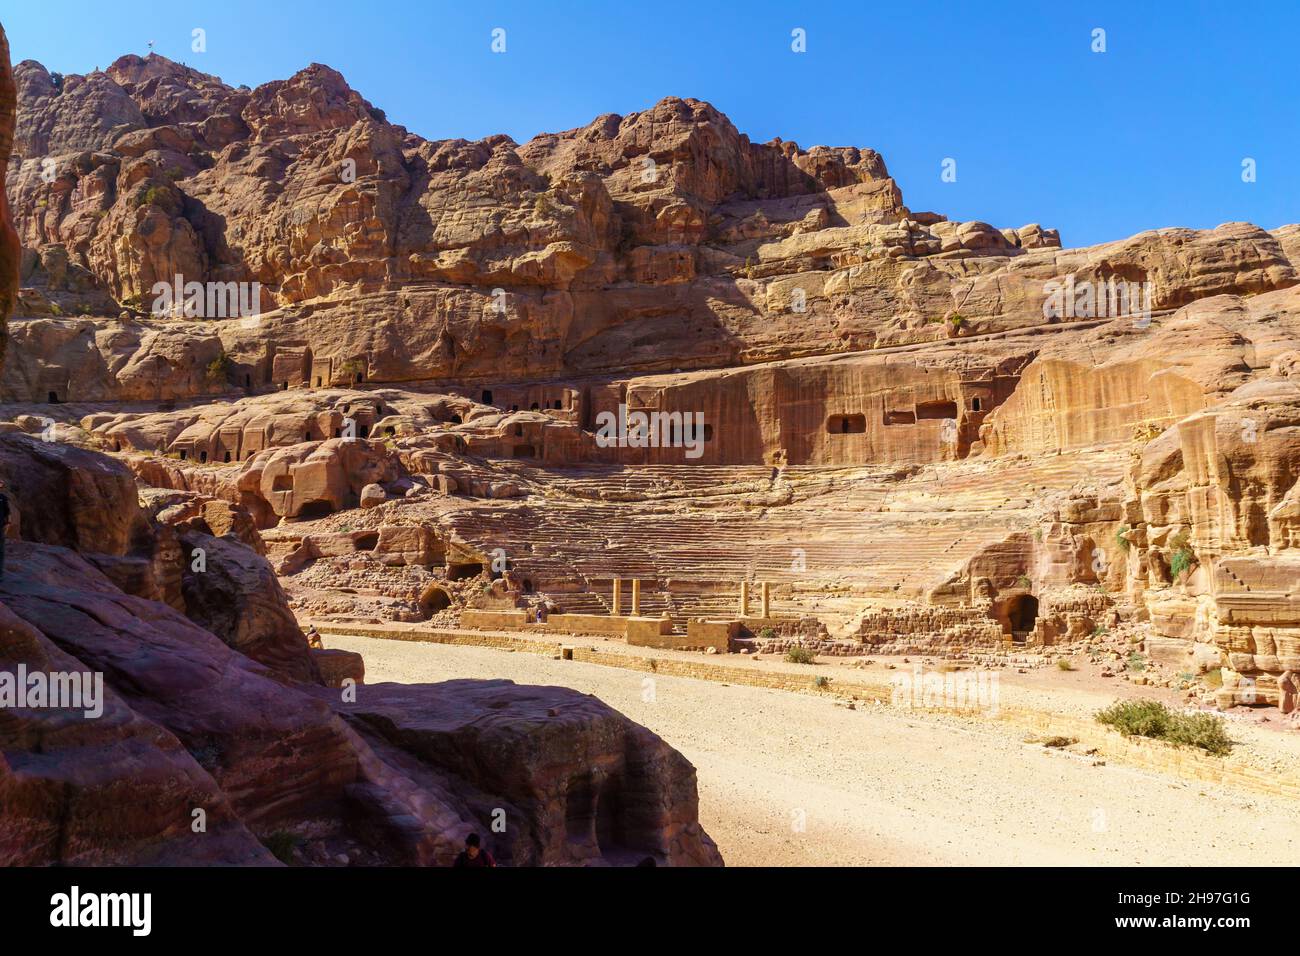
(761, 581), (771, 619)
(631, 578), (641, 616)
(739, 581), (750, 617)
(612, 579), (622, 616)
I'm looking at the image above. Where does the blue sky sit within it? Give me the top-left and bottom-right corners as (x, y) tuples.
(4, 1), (1296, 247)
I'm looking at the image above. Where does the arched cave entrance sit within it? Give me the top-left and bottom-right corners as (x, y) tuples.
(297, 500), (334, 520)
(1007, 594), (1039, 641)
(419, 583), (452, 617)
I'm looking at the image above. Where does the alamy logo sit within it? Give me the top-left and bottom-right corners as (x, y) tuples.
(50, 886), (151, 936)
(151, 275), (262, 319)
(889, 664), (999, 715)
(594, 403), (707, 459)
(0, 664), (103, 718)
(1042, 274), (1152, 326)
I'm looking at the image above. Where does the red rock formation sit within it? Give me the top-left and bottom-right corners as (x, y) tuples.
(0, 25), (18, 365)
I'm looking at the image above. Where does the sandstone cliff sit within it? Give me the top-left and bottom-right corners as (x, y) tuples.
(5, 43), (1300, 734)
(0, 32), (721, 866)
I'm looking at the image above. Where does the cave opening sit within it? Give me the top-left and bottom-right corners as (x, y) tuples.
(297, 500), (334, 520)
(419, 583), (452, 616)
(447, 561), (484, 581)
(828, 414), (866, 434)
(1007, 594), (1039, 639)
(916, 400), (958, 420)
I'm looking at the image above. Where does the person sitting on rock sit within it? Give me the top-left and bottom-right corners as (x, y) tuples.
(453, 833), (495, 868)
(304, 625), (323, 649)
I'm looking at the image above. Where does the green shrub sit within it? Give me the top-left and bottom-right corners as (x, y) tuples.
(1115, 525), (1131, 552)
(785, 645), (816, 665)
(758, 626), (776, 639)
(134, 185), (174, 211)
(1095, 699), (1231, 756)
(1169, 529), (1196, 578)
(261, 831), (299, 864)
(206, 351), (235, 385)
(1057, 659), (1075, 671)
(813, 675), (830, 689)
(1161, 712), (1233, 755)
(1127, 652), (1146, 672)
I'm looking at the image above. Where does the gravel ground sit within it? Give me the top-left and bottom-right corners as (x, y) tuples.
(328, 634), (1300, 866)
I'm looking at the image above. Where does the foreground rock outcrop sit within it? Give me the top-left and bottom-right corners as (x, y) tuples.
(0, 531), (720, 866)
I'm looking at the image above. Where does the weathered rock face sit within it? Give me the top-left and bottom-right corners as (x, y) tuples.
(7, 38), (1300, 740)
(0, 536), (720, 865)
(329, 679), (722, 866)
(0, 373), (719, 864)
(0, 25), (17, 367)
(0, 430), (148, 554)
(177, 529), (317, 683)
(0, 599), (272, 865)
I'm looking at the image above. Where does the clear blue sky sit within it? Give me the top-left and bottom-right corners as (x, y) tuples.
(4, 1), (1296, 247)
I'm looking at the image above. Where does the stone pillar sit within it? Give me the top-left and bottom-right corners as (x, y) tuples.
(612, 579), (622, 616)
(739, 581), (750, 617)
(761, 581), (771, 619)
(631, 578), (641, 616)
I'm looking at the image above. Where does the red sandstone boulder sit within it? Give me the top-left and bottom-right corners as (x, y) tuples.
(311, 647), (364, 688)
(177, 529), (318, 683)
(0, 601), (271, 865)
(327, 678), (723, 867)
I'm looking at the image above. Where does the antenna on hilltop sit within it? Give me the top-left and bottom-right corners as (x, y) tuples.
(147, 40), (155, 54)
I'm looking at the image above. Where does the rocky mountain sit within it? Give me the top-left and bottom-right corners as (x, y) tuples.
(4, 34), (1300, 869)
(0, 33), (721, 867)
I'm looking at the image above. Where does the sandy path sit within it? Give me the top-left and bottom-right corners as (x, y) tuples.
(328, 635), (1300, 866)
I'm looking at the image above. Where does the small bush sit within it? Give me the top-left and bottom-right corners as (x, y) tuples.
(758, 626), (776, 639)
(813, 675), (830, 689)
(1015, 574), (1031, 589)
(1041, 735), (1077, 748)
(206, 351), (235, 385)
(785, 645), (816, 665)
(261, 831), (299, 864)
(1095, 699), (1231, 756)
(1169, 529), (1196, 578)
(1057, 659), (1075, 671)
(1127, 652), (1147, 672)
(1115, 525), (1131, 552)
(134, 185), (171, 209)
